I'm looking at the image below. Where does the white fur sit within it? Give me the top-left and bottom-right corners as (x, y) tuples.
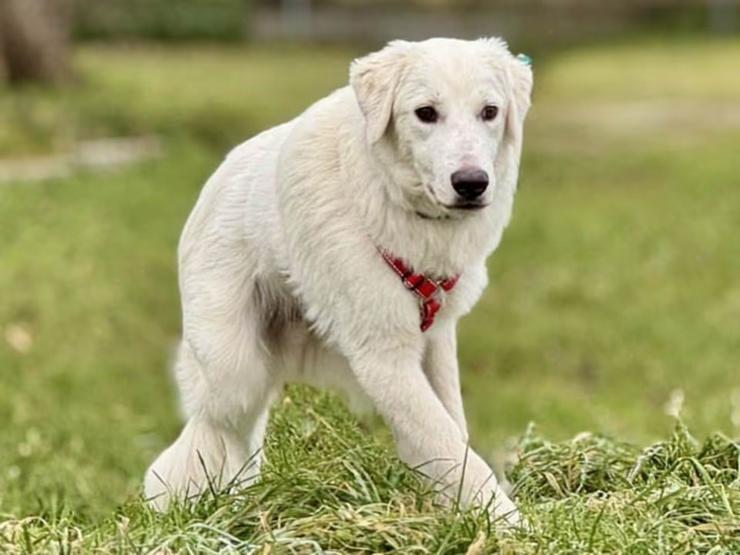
(144, 38), (533, 524)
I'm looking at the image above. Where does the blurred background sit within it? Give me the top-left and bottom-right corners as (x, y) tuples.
(1, 0), (739, 518)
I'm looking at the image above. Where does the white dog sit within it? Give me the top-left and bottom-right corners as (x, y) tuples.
(145, 37), (533, 524)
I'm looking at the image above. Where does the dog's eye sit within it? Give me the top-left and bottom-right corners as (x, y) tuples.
(481, 105), (499, 121)
(415, 106), (439, 123)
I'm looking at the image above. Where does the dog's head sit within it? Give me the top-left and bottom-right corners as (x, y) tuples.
(350, 38), (533, 219)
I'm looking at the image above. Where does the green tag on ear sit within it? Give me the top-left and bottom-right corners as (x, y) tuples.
(517, 53), (533, 67)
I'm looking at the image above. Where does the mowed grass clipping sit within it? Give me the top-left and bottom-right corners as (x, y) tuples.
(1, 38), (739, 551)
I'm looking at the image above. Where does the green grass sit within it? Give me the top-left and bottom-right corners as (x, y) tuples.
(1, 392), (738, 552)
(1, 38), (739, 551)
(0, 44), (356, 156)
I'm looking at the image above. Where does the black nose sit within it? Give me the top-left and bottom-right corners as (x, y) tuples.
(451, 168), (489, 200)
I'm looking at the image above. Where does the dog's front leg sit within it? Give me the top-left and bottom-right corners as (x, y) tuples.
(423, 323), (468, 441)
(350, 346), (519, 524)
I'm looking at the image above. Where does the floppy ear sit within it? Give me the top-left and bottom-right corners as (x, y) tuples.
(478, 38), (533, 193)
(503, 54), (534, 160)
(350, 41), (411, 144)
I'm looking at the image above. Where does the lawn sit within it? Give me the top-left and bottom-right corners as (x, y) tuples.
(1, 38), (739, 552)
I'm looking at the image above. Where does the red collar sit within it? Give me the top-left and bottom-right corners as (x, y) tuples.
(378, 248), (460, 332)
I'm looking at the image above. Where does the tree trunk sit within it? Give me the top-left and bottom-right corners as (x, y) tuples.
(0, 40), (7, 85)
(0, 0), (72, 86)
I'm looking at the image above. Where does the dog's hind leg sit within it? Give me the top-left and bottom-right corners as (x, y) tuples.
(143, 249), (281, 509)
(144, 334), (277, 510)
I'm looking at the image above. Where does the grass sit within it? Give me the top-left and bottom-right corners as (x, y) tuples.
(1, 392), (738, 552)
(0, 44), (356, 156)
(1, 37), (739, 551)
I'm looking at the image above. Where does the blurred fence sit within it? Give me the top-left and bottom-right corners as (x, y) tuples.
(64, 0), (738, 44)
(67, 0), (740, 45)
(70, 0), (249, 41)
(253, 0), (739, 47)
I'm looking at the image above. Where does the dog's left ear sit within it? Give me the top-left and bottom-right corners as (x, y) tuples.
(479, 38), (533, 194)
(503, 53), (533, 159)
(350, 41), (412, 144)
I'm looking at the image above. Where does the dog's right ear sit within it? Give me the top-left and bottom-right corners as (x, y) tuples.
(350, 41), (412, 144)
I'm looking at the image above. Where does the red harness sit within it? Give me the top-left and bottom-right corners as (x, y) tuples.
(378, 248), (460, 332)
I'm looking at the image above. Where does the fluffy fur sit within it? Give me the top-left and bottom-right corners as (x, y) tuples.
(144, 38), (533, 524)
